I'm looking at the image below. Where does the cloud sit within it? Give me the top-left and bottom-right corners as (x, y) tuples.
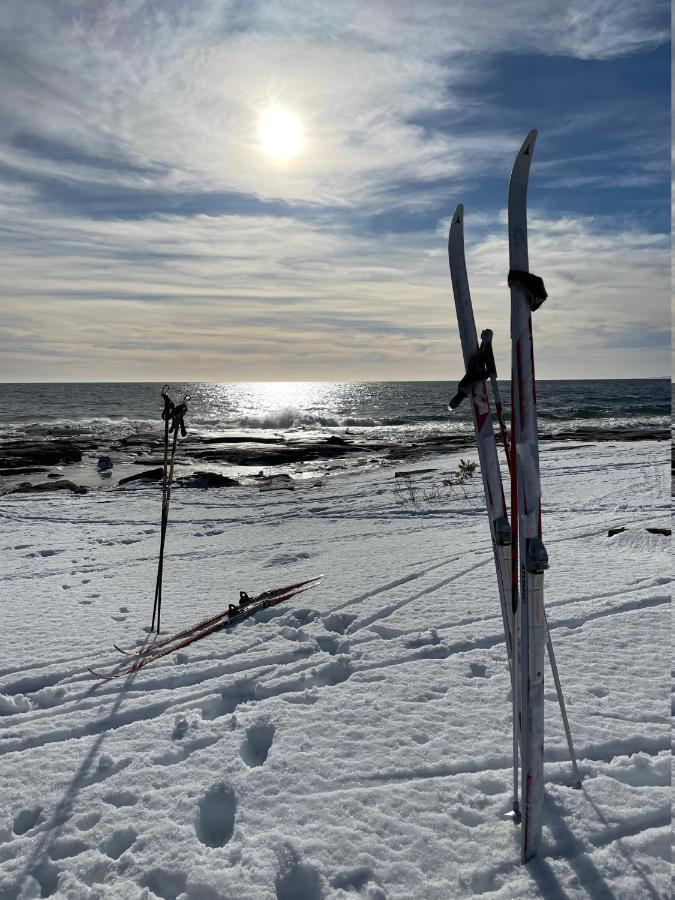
(459, 211), (670, 376)
(0, 1), (668, 210)
(0, 173), (668, 380)
(0, 1), (669, 380)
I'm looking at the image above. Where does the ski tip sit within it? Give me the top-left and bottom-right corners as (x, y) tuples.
(509, 130), (538, 190)
(88, 668), (109, 680)
(448, 204), (464, 252)
(450, 204), (463, 231)
(519, 129), (538, 158)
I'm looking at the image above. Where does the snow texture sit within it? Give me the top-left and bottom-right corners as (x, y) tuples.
(0, 441), (670, 899)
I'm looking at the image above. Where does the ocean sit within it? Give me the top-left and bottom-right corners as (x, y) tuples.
(1, 380), (670, 446)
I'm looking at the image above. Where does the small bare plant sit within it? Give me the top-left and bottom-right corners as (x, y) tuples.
(393, 474), (419, 505)
(394, 459), (479, 506)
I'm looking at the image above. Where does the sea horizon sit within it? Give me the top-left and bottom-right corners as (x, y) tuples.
(0, 376), (671, 385)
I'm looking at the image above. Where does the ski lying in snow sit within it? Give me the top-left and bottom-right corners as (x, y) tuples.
(508, 129), (547, 863)
(114, 576), (324, 658)
(90, 576), (323, 680)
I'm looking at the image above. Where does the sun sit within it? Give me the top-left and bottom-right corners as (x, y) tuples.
(258, 104), (303, 161)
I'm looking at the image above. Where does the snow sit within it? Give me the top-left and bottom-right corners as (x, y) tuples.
(0, 440), (670, 899)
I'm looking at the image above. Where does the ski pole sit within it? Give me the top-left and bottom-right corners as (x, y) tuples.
(152, 387), (174, 632)
(545, 622), (582, 788)
(154, 395), (189, 634)
(480, 330), (511, 470)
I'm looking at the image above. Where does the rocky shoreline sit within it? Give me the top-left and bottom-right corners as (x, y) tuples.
(0, 427), (669, 496)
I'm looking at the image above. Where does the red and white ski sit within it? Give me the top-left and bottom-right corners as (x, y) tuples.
(508, 129), (547, 862)
(91, 576), (323, 680)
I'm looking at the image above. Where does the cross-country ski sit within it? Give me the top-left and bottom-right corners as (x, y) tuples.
(91, 576), (323, 680)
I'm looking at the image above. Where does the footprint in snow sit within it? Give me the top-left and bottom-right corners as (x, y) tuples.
(195, 783), (236, 848)
(275, 844), (324, 900)
(75, 812), (100, 831)
(13, 805), (43, 835)
(588, 686), (609, 698)
(103, 827), (136, 860)
(265, 550), (313, 567)
(456, 806), (483, 828)
(465, 662), (489, 679)
(102, 789), (138, 808)
(139, 867), (188, 899)
(477, 776), (503, 797)
(26, 860), (59, 898)
(330, 865), (382, 896)
(322, 612), (357, 635)
(48, 837), (89, 860)
(240, 721), (275, 767)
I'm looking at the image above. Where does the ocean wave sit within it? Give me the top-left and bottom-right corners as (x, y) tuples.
(2, 418), (156, 443)
(233, 407), (378, 430)
(538, 404), (669, 420)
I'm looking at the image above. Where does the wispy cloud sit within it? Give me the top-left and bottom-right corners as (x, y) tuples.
(0, 0), (669, 379)
(0, 180), (669, 379)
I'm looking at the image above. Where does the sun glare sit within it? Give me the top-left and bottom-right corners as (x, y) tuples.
(258, 104), (303, 161)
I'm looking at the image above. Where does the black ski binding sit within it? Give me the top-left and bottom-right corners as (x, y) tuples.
(507, 269), (547, 310)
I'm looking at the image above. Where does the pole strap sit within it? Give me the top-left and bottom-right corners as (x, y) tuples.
(449, 331), (494, 410)
(169, 395), (190, 439)
(507, 269), (547, 310)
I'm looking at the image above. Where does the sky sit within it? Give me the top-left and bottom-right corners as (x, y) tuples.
(0, 0), (670, 382)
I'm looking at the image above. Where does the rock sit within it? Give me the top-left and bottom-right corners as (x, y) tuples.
(0, 441), (83, 469)
(11, 480), (87, 495)
(118, 467), (164, 485)
(47, 473), (64, 479)
(176, 472), (241, 489)
(0, 467), (48, 476)
(97, 456), (113, 471)
(609, 525), (670, 538)
(259, 474), (295, 492)
(116, 435), (163, 448)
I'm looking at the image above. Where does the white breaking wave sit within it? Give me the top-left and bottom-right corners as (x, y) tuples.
(234, 407), (378, 430)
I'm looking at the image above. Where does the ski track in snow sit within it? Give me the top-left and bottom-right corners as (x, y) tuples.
(0, 440), (670, 899)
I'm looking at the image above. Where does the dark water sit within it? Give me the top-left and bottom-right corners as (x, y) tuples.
(1, 380), (670, 445)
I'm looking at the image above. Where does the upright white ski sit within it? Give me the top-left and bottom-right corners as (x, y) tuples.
(448, 138), (581, 864)
(448, 205), (520, 822)
(448, 206), (514, 663)
(508, 129), (548, 862)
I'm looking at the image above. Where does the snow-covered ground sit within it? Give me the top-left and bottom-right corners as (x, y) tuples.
(0, 440), (670, 900)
